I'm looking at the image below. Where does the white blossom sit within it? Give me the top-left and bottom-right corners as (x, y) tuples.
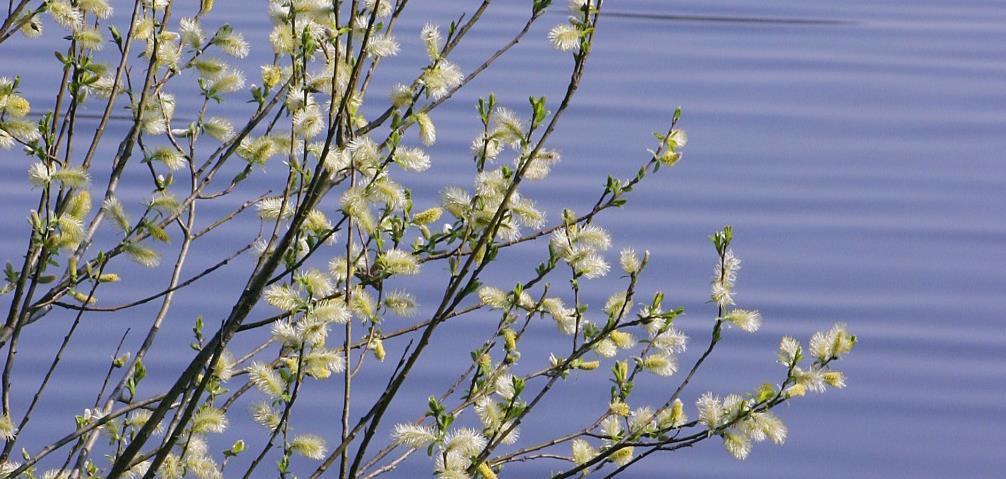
(697, 392), (722, 429)
(394, 146), (431, 172)
(642, 353), (678, 376)
(47, 1), (82, 31)
(619, 248), (641, 274)
(444, 427), (487, 456)
(810, 323), (855, 361)
(421, 61), (463, 100)
(366, 34), (400, 58)
(721, 308), (762, 333)
(723, 430), (751, 460)
(290, 434), (327, 459)
(548, 24), (580, 52)
(392, 423), (436, 448)
(778, 336), (802, 365)
(570, 439), (596, 465)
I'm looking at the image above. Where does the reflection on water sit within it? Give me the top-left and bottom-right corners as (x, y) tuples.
(0, 1), (1004, 477)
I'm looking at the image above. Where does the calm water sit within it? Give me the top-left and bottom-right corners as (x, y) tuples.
(1, 1), (1004, 477)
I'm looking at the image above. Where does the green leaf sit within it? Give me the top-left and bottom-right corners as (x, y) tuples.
(532, 0), (554, 16)
(529, 96), (549, 129)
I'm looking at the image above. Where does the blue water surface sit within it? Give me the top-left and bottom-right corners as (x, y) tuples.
(0, 1), (1004, 477)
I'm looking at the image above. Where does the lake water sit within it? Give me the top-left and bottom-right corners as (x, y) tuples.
(1, 1), (1004, 477)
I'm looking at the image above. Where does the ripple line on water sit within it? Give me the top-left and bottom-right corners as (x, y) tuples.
(602, 11), (854, 26)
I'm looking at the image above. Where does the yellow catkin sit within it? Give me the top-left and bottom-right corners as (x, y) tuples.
(576, 360), (600, 370)
(477, 463), (497, 479)
(371, 338), (386, 362)
(503, 329), (517, 352)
